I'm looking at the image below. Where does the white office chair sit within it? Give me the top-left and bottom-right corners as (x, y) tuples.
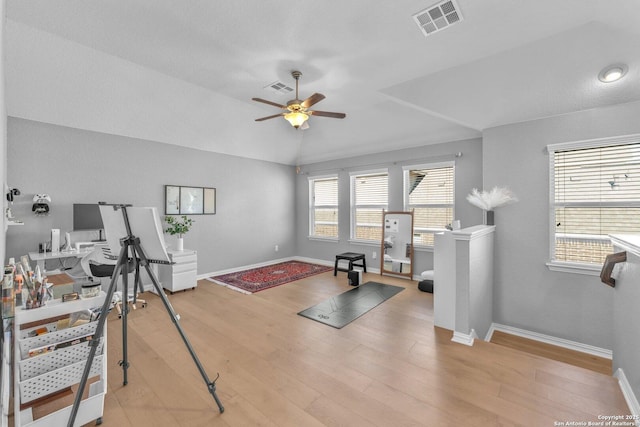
(81, 243), (147, 317)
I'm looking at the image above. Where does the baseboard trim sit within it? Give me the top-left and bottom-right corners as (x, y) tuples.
(485, 323), (612, 360)
(451, 329), (477, 346)
(614, 369), (640, 417)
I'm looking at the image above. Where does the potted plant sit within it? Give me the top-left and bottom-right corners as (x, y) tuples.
(164, 215), (194, 251)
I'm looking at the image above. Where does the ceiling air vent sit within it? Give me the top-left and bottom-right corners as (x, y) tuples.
(412, 0), (463, 38)
(263, 80), (294, 95)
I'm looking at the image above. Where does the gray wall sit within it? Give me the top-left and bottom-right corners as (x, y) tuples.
(6, 117), (296, 275)
(295, 138), (483, 275)
(483, 100), (640, 350)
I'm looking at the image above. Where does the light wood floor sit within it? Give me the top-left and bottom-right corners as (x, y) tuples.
(95, 272), (629, 426)
(490, 330), (612, 375)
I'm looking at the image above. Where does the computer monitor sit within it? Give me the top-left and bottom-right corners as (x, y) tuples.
(73, 204), (105, 240)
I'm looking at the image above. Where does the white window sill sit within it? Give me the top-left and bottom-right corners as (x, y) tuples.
(546, 261), (601, 276)
(347, 239), (380, 247)
(308, 236), (339, 243)
(413, 245), (434, 253)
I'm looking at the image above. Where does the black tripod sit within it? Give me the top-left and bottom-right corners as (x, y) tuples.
(68, 204), (224, 427)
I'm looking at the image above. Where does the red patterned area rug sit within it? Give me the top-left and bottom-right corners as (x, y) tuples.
(207, 260), (333, 294)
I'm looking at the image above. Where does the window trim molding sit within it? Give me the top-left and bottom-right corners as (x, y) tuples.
(546, 133), (640, 154)
(308, 174), (339, 240)
(546, 133), (640, 274)
(545, 261), (602, 276)
(402, 161), (455, 248)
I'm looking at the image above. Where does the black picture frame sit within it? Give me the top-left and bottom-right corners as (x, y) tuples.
(165, 185), (216, 215)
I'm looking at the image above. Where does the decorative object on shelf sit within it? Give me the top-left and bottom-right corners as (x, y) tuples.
(164, 215), (194, 251)
(6, 187), (22, 223)
(466, 186), (518, 225)
(32, 194), (51, 216)
(165, 185), (216, 215)
(6, 187), (20, 202)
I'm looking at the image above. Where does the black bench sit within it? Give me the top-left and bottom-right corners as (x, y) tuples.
(334, 252), (367, 276)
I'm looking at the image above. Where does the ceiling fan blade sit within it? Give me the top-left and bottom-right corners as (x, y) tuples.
(308, 110), (346, 119)
(255, 113), (284, 121)
(301, 93), (325, 109)
(252, 97), (286, 109)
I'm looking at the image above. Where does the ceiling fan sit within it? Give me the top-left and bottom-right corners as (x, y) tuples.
(252, 70), (346, 129)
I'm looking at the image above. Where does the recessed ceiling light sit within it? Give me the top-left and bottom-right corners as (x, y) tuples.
(598, 64), (628, 83)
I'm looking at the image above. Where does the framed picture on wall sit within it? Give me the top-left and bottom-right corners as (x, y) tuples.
(180, 186), (204, 214)
(204, 188), (216, 214)
(165, 185), (180, 214)
(165, 185), (216, 215)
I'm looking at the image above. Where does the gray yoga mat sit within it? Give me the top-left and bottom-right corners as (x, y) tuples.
(297, 281), (404, 328)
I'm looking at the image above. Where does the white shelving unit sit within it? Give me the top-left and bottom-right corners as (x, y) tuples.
(158, 249), (197, 293)
(13, 293), (107, 427)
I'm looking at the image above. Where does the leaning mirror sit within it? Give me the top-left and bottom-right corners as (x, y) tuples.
(380, 211), (414, 279)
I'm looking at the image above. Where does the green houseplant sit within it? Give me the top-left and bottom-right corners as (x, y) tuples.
(164, 215), (194, 251)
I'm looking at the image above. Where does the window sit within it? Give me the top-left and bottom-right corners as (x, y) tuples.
(549, 136), (640, 270)
(404, 162), (455, 246)
(351, 171), (388, 242)
(309, 175), (339, 239)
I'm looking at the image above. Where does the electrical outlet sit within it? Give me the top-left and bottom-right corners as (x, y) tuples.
(275, 245), (279, 252)
(372, 251), (377, 260)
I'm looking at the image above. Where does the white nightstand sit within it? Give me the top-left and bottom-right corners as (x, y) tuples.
(158, 249), (198, 293)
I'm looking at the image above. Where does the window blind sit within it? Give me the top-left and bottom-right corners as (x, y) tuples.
(352, 172), (388, 241)
(405, 164), (454, 246)
(552, 142), (640, 264)
(310, 176), (338, 238)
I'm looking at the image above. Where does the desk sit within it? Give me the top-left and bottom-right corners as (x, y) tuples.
(28, 248), (95, 272)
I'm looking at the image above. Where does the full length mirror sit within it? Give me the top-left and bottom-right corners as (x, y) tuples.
(380, 211), (414, 279)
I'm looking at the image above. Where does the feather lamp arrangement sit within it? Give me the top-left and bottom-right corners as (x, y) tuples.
(466, 186), (518, 225)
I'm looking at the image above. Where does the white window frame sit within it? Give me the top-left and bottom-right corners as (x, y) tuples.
(403, 161), (455, 249)
(308, 174), (339, 241)
(546, 133), (640, 275)
(350, 169), (388, 244)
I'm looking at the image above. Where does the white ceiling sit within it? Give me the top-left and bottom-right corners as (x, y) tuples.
(5, 1), (640, 165)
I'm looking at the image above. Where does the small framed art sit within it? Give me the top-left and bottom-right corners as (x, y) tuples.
(165, 185), (216, 215)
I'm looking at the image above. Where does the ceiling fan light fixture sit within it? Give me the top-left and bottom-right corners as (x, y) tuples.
(284, 111), (309, 128)
(598, 64), (628, 83)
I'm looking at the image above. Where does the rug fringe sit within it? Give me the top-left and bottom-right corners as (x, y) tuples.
(205, 277), (253, 295)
